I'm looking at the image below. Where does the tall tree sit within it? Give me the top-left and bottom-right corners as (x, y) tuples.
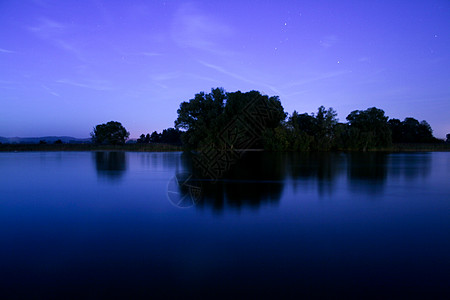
(91, 121), (130, 145)
(175, 88), (226, 149)
(175, 88), (285, 150)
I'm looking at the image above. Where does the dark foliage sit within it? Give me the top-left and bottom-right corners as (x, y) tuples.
(175, 88), (226, 149)
(137, 128), (182, 145)
(281, 106), (338, 151)
(175, 88), (286, 150)
(91, 121), (130, 145)
(389, 117), (435, 143)
(174, 88), (441, 151)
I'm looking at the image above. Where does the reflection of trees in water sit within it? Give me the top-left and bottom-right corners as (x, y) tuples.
(288, 152), (346, 195)
(387, 153), (431, 180)
(180, 152), (286, 211)
(347, 153), (432, 195)
(347, 152), (388, 195)
(174, 151), (433, 208)
(94, 151), (127, 181)
(139, 152), (182, 171)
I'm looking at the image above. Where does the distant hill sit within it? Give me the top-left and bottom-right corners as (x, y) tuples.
(0, 136), (92, 144)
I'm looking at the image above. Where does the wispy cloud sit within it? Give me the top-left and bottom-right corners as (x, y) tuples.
(0, 48), (15, 54)
(56, 79), (113, 91)
(186, 73), (223, 85)
(197, 60), (285, 96)
(198, 60), (255, 84)
(28, 17), (65, 38)
(151, 72), (181, 81)
(171, 3), (234, 55)
(319, 35), (338, 48)
(56, 40), (86, 61)
(42, 85), (60, 97)
(138, 52), (163, 57)
(28, 17), (86, 61)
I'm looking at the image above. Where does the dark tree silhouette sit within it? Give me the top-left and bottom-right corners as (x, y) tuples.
(389, 117), (434, 143)
(137, 129), (182, 145)
(150, 131), (160, 143)
(174, 89), (442, 151)
(446, 134), (450, 143)
(290, 111), (316, 136)
(136, 134), (146, 144)
(137, 133), (152, 144)
(159, 128), (182, 145)
(388, 118), (402, 143)
(346, 107), (391, 150)
(54, 139), (63, 144)
(91, 121), (130, 145)
(279, 106), (338, 151)
(175, 88), (286, 149)
(175, 88), (226, 149)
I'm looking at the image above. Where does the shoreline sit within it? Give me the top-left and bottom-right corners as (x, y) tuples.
(0, 143), (182, 152)
(1, 143), (449, 152)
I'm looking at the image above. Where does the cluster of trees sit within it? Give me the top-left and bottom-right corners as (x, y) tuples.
(264, 106), (441, 151)
(175, 88), (442, 151)
(175, 88), (286, 149)
(137, 128), (182, 145)
(388, 118), (435, 143)
(262, 106), (396, 151)
(90, 121), (182, 146)
(89, 89), (445, 150)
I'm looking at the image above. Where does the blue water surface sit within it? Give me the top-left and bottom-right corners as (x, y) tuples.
(0, 151), (449, 298)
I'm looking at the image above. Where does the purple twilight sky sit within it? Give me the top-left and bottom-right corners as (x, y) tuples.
(0, 0), (449, 139)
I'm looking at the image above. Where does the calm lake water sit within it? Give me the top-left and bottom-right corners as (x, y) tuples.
(1, 151), (449, 298)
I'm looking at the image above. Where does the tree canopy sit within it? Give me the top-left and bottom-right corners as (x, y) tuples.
(389, 117), (434, 143)
(136, 128), (182, 145)
(345, 107), (392, 150)
(173, 88), (440, 151)
(91, 121), (129, 145)
(171, 88), (442, 151)
(175, 88), (286, 149)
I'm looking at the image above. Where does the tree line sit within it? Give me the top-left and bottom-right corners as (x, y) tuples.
(90, 88), (447, 149)
(173, 88), (444, 151)
(136, 128), (182, 145)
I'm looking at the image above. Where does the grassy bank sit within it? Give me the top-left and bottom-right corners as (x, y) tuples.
(0, 143), (182, 152)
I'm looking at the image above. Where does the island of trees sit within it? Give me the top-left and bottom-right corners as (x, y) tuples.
(170, 88), (445, 151)
(1, 87), (449, 152)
